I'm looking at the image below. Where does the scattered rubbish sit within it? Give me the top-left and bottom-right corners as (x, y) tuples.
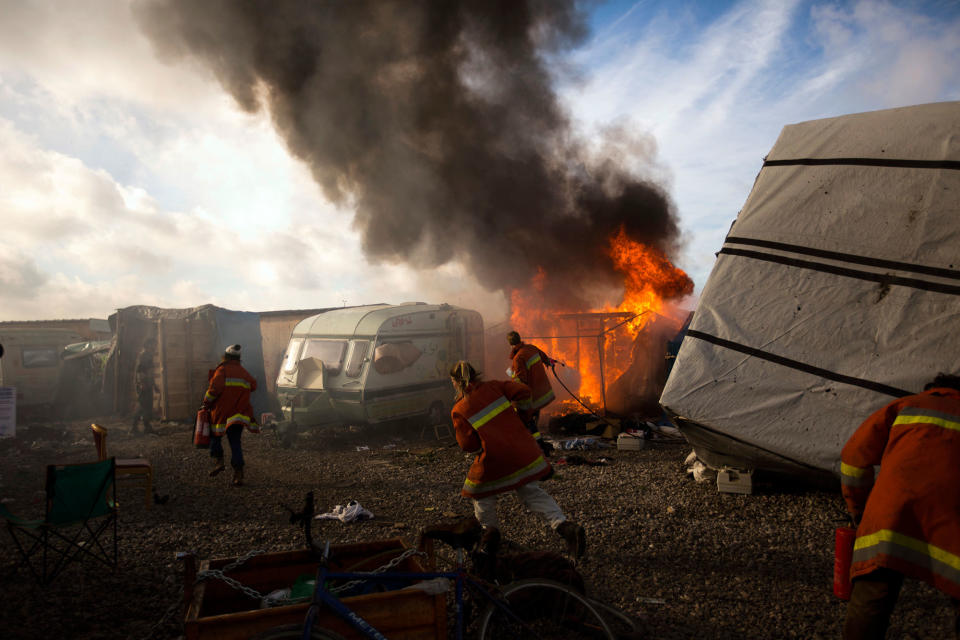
(685, 450), (717, 483)
(382, 444), (397, 450)
(561, 437), (612, 450)
(314, 500), (374, 522)
(717, 467), (753, 494)
(651, 424), (683, 439)
(617, 432), (646, 451)
(637, 596), (667, 605)
(555, 455), (610, 467)
(424, 506), (436, 511)
(261, 588), (291, 608)
(666, 506), (675, 514)
(355, 445), (370, 451)
(401, 577), (450, 595)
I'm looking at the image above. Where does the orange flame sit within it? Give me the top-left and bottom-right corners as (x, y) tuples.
(508, 226), (692, 414)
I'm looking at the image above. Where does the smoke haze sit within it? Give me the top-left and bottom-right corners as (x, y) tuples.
(135, 0), (688, 309)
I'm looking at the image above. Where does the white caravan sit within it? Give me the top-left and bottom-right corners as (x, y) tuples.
(276, 303), (484, 430)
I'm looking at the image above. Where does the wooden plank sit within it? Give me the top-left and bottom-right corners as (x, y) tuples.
(159, 317), (169, 419)
(186, 317), (194, 411)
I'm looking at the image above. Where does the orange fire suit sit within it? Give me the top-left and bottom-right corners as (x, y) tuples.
(840, 387), (960, 600)
(203, 360), (258, 436)
(451, 379), (551, 499)
(510, 342), (556, 412)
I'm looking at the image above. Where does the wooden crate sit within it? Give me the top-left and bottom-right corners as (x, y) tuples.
(183, 538), (446, 640)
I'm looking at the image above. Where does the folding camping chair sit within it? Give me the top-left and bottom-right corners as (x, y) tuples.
(0, 458), (118, 586)
(91, 423), (153, 509)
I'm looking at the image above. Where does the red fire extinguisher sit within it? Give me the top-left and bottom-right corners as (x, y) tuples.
(834, 525), (856, 599)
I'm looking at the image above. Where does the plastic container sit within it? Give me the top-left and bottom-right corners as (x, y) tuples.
(617, 432), (646, 451)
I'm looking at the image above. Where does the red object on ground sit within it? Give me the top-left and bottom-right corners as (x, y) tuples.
(834, 526), (856, 599)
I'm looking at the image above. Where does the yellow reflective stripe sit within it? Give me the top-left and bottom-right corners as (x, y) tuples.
(855, 529), (960, 572)
(526, 353), (541, 368)
(463, 455), (547, 491)
(204, 391), (217, 401)
(468, 397), (511, 429)
(893, 413), (960, 433)
(841, 462), (868, 478)
(225, 378), (251, 389)
(530, 388), (555, 409)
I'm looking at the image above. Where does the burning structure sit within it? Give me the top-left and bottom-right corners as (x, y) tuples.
(507, 227), (693, 418)
(136, 0), (693, 418)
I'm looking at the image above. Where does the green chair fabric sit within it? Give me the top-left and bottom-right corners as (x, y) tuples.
(0, 457), (118, 585)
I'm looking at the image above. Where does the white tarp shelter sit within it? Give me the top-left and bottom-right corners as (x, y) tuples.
(660, 101), (960, 481)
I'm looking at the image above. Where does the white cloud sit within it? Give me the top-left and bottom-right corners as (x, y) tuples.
(0, 1), (508, 322)
(3, 0), (956, 325)
(566, 0), (960, 295)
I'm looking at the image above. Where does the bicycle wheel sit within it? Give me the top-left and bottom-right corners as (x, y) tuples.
(477, 578), (615, 640)
(588, 598), (644, 638)
(249, 623), (347, 640)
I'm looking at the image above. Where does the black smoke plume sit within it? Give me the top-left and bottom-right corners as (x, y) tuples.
(136, 0), (689, 309)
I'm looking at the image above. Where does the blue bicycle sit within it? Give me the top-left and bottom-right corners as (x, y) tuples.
(253, 495), (623, 639)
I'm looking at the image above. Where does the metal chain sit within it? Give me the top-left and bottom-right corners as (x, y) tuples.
(140, 550), (269, 640)
(328, 546), (425, 595)
(194, 546), (426, 608)
(195, 549), (271, 602)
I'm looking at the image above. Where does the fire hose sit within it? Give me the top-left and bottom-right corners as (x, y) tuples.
(548, 363), (685, 441)
(548, 363), (618, 428)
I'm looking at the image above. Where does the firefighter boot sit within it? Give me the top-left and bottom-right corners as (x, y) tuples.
(556, 521), (586, 560)
(232, 466), (244, 487)
(209, 457), (225, 477)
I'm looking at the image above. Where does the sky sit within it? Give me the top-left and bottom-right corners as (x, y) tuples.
(1, 0), (958, 323)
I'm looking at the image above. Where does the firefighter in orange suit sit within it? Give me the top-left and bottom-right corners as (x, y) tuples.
(449, 360), (585, 559)
(507, 331), (556, 454)
(840, 373), (960, 639)
(202, 344), (259, 487)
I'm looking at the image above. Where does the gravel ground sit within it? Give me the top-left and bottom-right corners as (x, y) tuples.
(0, 417), (953, 639)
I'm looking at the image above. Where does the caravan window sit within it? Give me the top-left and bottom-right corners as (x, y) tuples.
(345, 341), (369, 378)
(302, 339), (347, 374)
(373, 341), (422, 375)
(22, 347), (59, 368)
(281, 339), (304, 374)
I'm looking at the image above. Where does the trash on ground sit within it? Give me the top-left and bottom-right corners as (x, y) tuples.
(314, 500), (374, 522)
(555, 455), (610, 466)
(401, 577), (450, 595)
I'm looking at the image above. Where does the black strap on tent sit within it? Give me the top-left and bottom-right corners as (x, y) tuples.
(763, 158), (960, 170)
(685, 330), (913, 398)
(724, 237), (960, 281)
(717, 247), (960, 296)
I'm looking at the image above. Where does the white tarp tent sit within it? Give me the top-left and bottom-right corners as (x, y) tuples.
(660, 101), (960, 481)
